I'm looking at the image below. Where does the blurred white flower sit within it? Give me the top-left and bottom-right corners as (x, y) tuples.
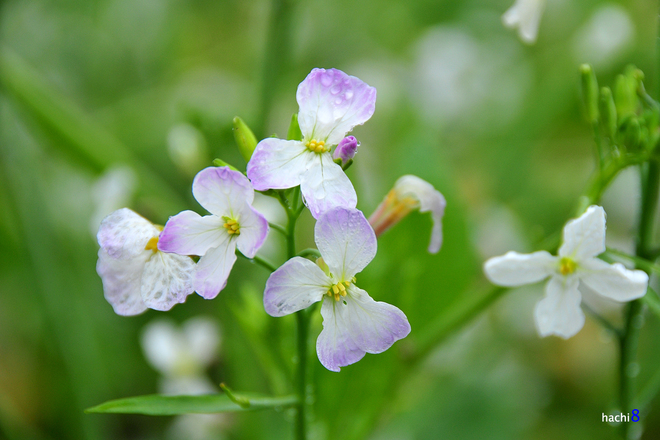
(572, 4), (634, 70)
(167, 123), (207, 178)
(502, 0), (546, 44)
(89, 166), (136, 238)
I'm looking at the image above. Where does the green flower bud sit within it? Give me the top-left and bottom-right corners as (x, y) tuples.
(599, 87), (617, 139)
(212, 158), (240, 171)
(580, 64), (599, 123)
(614, 69), (639, 121)
(233, 116), (258, 162)
(623, 117), (641, 150)
(287, 113), (303, 141)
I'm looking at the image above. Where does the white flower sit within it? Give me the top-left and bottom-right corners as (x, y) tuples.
(96, 208), (195, 316)
(502, 0), (546, 45)
(484, 206), (648, 338)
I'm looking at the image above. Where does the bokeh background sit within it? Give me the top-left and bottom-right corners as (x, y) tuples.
(1, 0), (659, 439)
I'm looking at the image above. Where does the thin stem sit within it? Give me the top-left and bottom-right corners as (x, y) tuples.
(294, 310), (309, 440)
(269, 222), (288, 237)
(582, 303), (623, 337)
(252, 255), (278, 272)
(297, 248), (321, 259)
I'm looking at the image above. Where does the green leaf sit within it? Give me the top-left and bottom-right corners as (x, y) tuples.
(86, 393), (298, 415)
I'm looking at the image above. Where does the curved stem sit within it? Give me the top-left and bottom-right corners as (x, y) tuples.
(269, 222), (288, 237)
(297, 248), (321, 259)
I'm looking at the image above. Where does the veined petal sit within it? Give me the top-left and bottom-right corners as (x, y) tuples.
(96, 248), (148, 316)
(301, 153), (357, 220)
(192, 167), (255, 217)
(297, 68), (377, 145)
(235, 206), (269, 259)
(558, 205), (606, 260)
(158, 211), (225, 256)
(534, 276), (585, 339)
(579, 259), (648, 302)
(263, 257), (328, 317)
(141, 319), (184, 376)
(246, 138), (313, 191)
(97, 208), (159, 259)
(315, 207), (376, 281)
(140, 252), (195, 311)
(194, 237), (237, 299)
(484, 251), (556, 286)
(316, 286), (410, 372)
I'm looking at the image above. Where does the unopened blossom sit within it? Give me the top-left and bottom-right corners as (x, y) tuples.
(247, 68), (377, 219)
(369, 175), (447, 254)
(141, 317), (220, 395)
(502, 0), (546, 44)
(158, 167), (268, 299)
(96, 208), (195, 316)
(264, 207), (410, 372)
(333, 135), (359, 166)
(484, 206), (648, 338)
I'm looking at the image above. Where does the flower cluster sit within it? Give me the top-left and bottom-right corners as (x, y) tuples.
(95, 68), (447, 371)
(484, 206), (648, 338)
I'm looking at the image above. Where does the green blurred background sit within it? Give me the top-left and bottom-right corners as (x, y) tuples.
(1, 0), (659, 439)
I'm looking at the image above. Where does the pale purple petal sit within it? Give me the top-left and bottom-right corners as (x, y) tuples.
(315, 207), (376, 281)
(235, 206), (269, 259)
(194, 236), (237, 299)
(579, 259), (648, 302)
(558, 205), (606, 260)
(192, 167), (255, 216)
(263, 257), (329, 317)
(316, 286), (410, 372)
(247, 138), (314, 191)
(96, 248), (148, 316)
(297, 68), (377, 145)
(140, 252), (195, 311)
(332, 136), (358, 165)
(158, 210), (225, 256)
(97, 208), (159, 259)
(484, 251), (556, 286)
(301, 153), (357, 220)
(534, 276), (585, 339)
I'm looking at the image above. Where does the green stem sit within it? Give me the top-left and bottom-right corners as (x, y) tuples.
(269, 222), (288, 237)
(620, 159), (660, 438)
(582, 303), (622, 337)
(297, 248), (321, 259)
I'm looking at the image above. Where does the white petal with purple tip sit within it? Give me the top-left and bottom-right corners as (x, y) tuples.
(247, 139), (313, 191)
(314, 207), (376, 280)
(235, 206), (269, 259)
(193, 167), (255, 216)
(97, 208), (159, 260)
(296, 68), (377, 145)
(194, 238), (237, 299)
(97, 248), (149, 316)
(158, 210), (225, 256)
(263, 257), (329, 317)
(301, 153), (358, 220)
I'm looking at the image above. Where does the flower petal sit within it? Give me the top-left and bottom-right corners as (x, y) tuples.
(158, 211), (225, 256)
(484, 251), (556, 286)
(140, 252), (195, 311)
(247, 138), (314, 191)
(502, 0), (545, 44)
(194, 237), (237, 299)
(579, 259), (648, 302)
(534, 276), (585, 339)
(182, 317), (221, 368)
(297, 68), (377, 145)
(96, 248), (148, 316)
(263, 257), (328, 317)
(192, 167), (255, 216)
(558, 205), (606, 260)
(141, 319), (183, 376)
(97, 208), (159, 259)
(300, 153), (358, 219)
(316, 286), (410, 372)
(236, 206), (269, 258)
(315, 207), (376, 281)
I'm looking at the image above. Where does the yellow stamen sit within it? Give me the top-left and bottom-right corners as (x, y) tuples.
(305, 139), (329, 153)
(559, 257), (576, 275)
(144, 236), (159, 252)
(325, 279), (354, 301)
(223, 217), (241, 236)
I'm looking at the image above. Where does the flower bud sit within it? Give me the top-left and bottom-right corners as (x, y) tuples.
(332, 136), (358, 166)
(599, 86), (617, 139)
(233, 116), (258, 162)
(580, 64), (599, 123)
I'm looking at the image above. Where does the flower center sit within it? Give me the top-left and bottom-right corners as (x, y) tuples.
(144, 236), (160, 253)
(559, 257), (576, 275)
(326, 277), (356, 301)
(223, 217), (241, 236)
(306, 139), (329, 154)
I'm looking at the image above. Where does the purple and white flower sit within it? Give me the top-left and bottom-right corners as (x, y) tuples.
(158, 167), (269, 299)
(264, 207), (410, 372)
(369, 175), (447, 254)
(484, 206), (648, 339)
(247, 68), (377, 219)
(96, 208), (195, 316)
